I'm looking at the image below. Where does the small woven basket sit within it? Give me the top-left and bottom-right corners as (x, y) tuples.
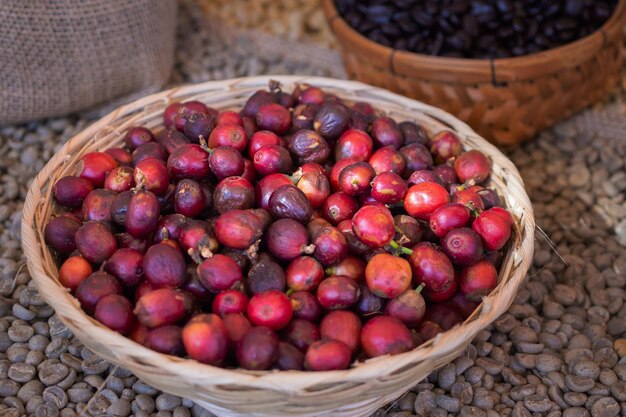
(322, 0), (626, 147)
(22, 76), (534, 417)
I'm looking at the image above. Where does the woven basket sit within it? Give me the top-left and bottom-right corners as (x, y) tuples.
(322, 0), (626, 147)
(22, 76), (534, 417)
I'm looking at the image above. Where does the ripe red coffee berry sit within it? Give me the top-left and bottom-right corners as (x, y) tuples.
(256, 103), (292, 134)
(94, 294), (134, 335)
(370, 172), (407, 204)
(143, 243), (186, 288)
(104, 248), (144, 287)
(59, 256), (92, 291)
(430, 131), (462, 163)
(182, 314), (228, 365)
(208, 123), (248, 152)
(472, 208), (512, 251)
(236, 326), (279, 370)
(320, 310), (362, 353)
(212, 290), (249, 316)
(78, 152), (118, 188)
(429, 203), (471, 238)
(134, 158), (169, 195)
(135, 288), (192, 328)
(75, 272), (122, 314)
(124, 126), (155, 150)
(53, 176), (94, 208)
(316, 275), (360, 310)
(352, 205), (395, 248)
(44, 215), (81, 254)
(247, 290), (293, 330)
(409, 242), (455, 293)
(167, 144), (211, 181)
(460, 259), (498, 301)
(404, 181), (450, 220)
(197, 254), (243, 293)
(454, 149), (491, 184)
(305, 339), (352, 371)
(365, 254), (412, 299)
(335, 129), (374, 162)
(146, 325), (185, 356)
(82, 189), (116, 222)
(75, 222), (117, 264)
(285, 256), (325, 291)
(360, 315), (414, 358)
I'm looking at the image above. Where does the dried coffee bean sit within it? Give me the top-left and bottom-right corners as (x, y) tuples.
(8, 325), (33, 342)
(437, 363), (456, 390)
(43, 385), (68, 409)
(8, 362), (35, 382)
(4, 397), (24, 415)
(397, 392), (416, 411)
(594, 347), (618, 368)
(132, 380), (158, 395)
(414, 390), (437, 416)
(67, 388), (93, 403)
(535, 353), (562, 373)
(565, 375), (595, 392)
(107, 398), (132, 417)
(590, 397), (619, 417)
(17, 379), (44, 403)
(523, 394), (553, 413)
(436, 395), (461, 413)
(44, 338), (68, 359)
(174, 407), (191, 417)
(38, 361), (69, 386)
(564, 392), (587, 407)
(563, 408), (590, 417)
(81, 355), (109, 374)
(28, 334), (49, 351)
(451, 381), (473, 404)
(156, 393), (182, 411)
(133, 394), (156, 413)
(0, 378), (20, 396)
(87, 392), (112, 416)
(571, 359), (600, 379)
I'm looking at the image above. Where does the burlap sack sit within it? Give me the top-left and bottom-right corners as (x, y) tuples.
(0, 0), (177, 125)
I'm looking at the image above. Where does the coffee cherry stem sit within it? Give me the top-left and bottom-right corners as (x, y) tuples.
(131, 171), (146, 194)
(187, 248), (204, 265)
(289, 167), (303, 184)
(302, 244), (316, 255)
(198, 136), (214, 154)
(388, 239), (414, 256)
(245, 239), (261, 263)
(415, 283), (425, 294)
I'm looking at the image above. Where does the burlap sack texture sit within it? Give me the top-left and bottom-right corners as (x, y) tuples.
(0, 0), (177, 125)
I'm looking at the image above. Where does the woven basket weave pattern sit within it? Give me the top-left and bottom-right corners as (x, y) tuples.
(322, 0), (626, 147)
(21, 76), (534, 417)
(0, 0), (177, 125)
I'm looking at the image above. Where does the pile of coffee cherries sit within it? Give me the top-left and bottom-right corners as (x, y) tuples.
(44, 82), (514, 371)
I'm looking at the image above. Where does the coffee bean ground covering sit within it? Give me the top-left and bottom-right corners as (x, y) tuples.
(1, 1), (626, 416)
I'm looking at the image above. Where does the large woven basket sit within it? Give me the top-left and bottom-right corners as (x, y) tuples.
(322, 0), (626, 147)
(22, 76), (534, 417)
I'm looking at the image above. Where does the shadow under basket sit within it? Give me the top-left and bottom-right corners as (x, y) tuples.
(22, 76), (534, 417)
(322, 0), (626, 147)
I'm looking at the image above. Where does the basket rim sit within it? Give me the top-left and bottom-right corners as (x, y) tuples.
(322, 0), (626, 82)
(21, 75), (535, 393)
